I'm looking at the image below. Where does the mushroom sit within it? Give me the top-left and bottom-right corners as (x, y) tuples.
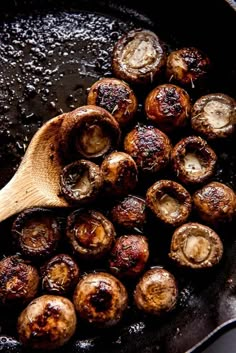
(124, 123), (172, 173)
(11, 208), (61, 259)
(66, 209), (115, 260)
(73, 272), (128, 327)
(60, 105), (121, 161)
(145, 83), (191, 132)
(87, 78), (138, 127)
(109, 235), (149, 278)
(169, 222), (223, 268)
(191, 93), (236, 139)
(60, 160), (103, 205)
(134, 268), (178, 315)
(41, 254), (79, 295)
(171, 135), (217, 185)
(193, 181), (236, 226)
(166, 47), (210, 87)
(112, 29), (166, 84)
(100, 151), (138, 196)
(146, 180), (192, 227)
(17, 295), (77, 350)
(110, 195), (146, 232)
(0, 255), (39, 305)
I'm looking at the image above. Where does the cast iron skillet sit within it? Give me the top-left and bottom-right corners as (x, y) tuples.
(0, 0), (235, 352)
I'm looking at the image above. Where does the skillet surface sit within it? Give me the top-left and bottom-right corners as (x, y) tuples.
(0, 0), (235, 352)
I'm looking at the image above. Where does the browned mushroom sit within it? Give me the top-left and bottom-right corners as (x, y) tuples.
(146, 180), (192, 227)
(111, 195), (146, 232)
(87, 78), (138, 127)
(145, 83), (191, 132)
(60, 160), (103, 204)
(191, 93), (236, 139)
(112, 29), (166, 84)
(109, 235), (149, 278)
(11, 208), (61, 259)
(171, 135), (217, 185)
(169, 222), (223, 268)
(41, 254), (79, 295)
(193, 181), (236, 226)
(66, 209), (115, 260)
(100, 151), (138, 196)
(0, 255), (39, 305)
(134, 268), (178, 315)
(166, 47), (210, 87)
(60, 105), (121, 161)
(124, 123), (172, 173)
(73, 272), (128, 327)
(17, 295), (77, 350)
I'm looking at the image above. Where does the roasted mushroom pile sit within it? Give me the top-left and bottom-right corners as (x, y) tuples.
(0, 28), (235, 352)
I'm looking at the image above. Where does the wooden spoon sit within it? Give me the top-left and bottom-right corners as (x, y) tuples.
(0, 112), (70, 223)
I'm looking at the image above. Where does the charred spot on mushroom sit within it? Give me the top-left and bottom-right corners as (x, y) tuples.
(171, 135), (217, 185)
(66, 209), (115, 260)
(11, 208), (61, 259)
(60, 160), (103, 204)
(124, 124), (172, 173)
(90, 282), (113, 312)
(169, 222), (223, 268)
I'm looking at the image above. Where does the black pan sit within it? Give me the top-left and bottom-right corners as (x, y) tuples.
(0, 0), (235, 352)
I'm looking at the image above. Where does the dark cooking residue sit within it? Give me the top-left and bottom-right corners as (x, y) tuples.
(0, 12), (135, 187)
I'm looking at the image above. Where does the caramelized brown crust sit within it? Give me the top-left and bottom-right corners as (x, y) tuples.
(109, 235), (149, 278)
(66, 209), (115, 260)
(112, 29), (166, 84)
(101, 151), (138, 196)
(17, 295), (76, 350)
(171, 135), (217, 185)
(146, 180), (192, 227)
(124, 124), (172, 173)
(169, 222), (223, 268)
(41, 254), (79, 295)
(0, 256), (39, 305)
(73, 272), (128, 327)
(87, 78), (138, 127)
(191, 93), (236, 139)
(193, 182), (236, 226)
(11, 208), (61, 259)
(166, 47), (210, 86)
(60, 105), (121, 160)
(145, 84), (191, 132)
(60, 160), (103, 204)
(111, 195), (146, 231)
(134, 268), (178, 315)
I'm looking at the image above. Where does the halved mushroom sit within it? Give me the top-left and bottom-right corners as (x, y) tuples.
(146, 180), (192, 227)
(17, 295), (77, 350)
(100, 151), (138, 196)
(60, 160), (103, 204)
(41, 254), (79, 295)
(169, 222), (223, 268)
(109, 235), (149, 278)
(134, 268), (178, 315)
(171, 135), (217, 185)
(124, 123), (172, 173)
(0, 255), (39, 305)
(11, 208), (61, 259)
(73, 272), (128, 327)
(111, 195), (146, 232)
(145, 83), (191, 132)
(60, 105), (121, 161)
(112, 29), (166, 84)
(191, 93), (236, 139)
(87, 78), (138, 127)
(66, 209), (115, 260)
(166, 47), (210, 87)
(193, 181), (236, 226)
